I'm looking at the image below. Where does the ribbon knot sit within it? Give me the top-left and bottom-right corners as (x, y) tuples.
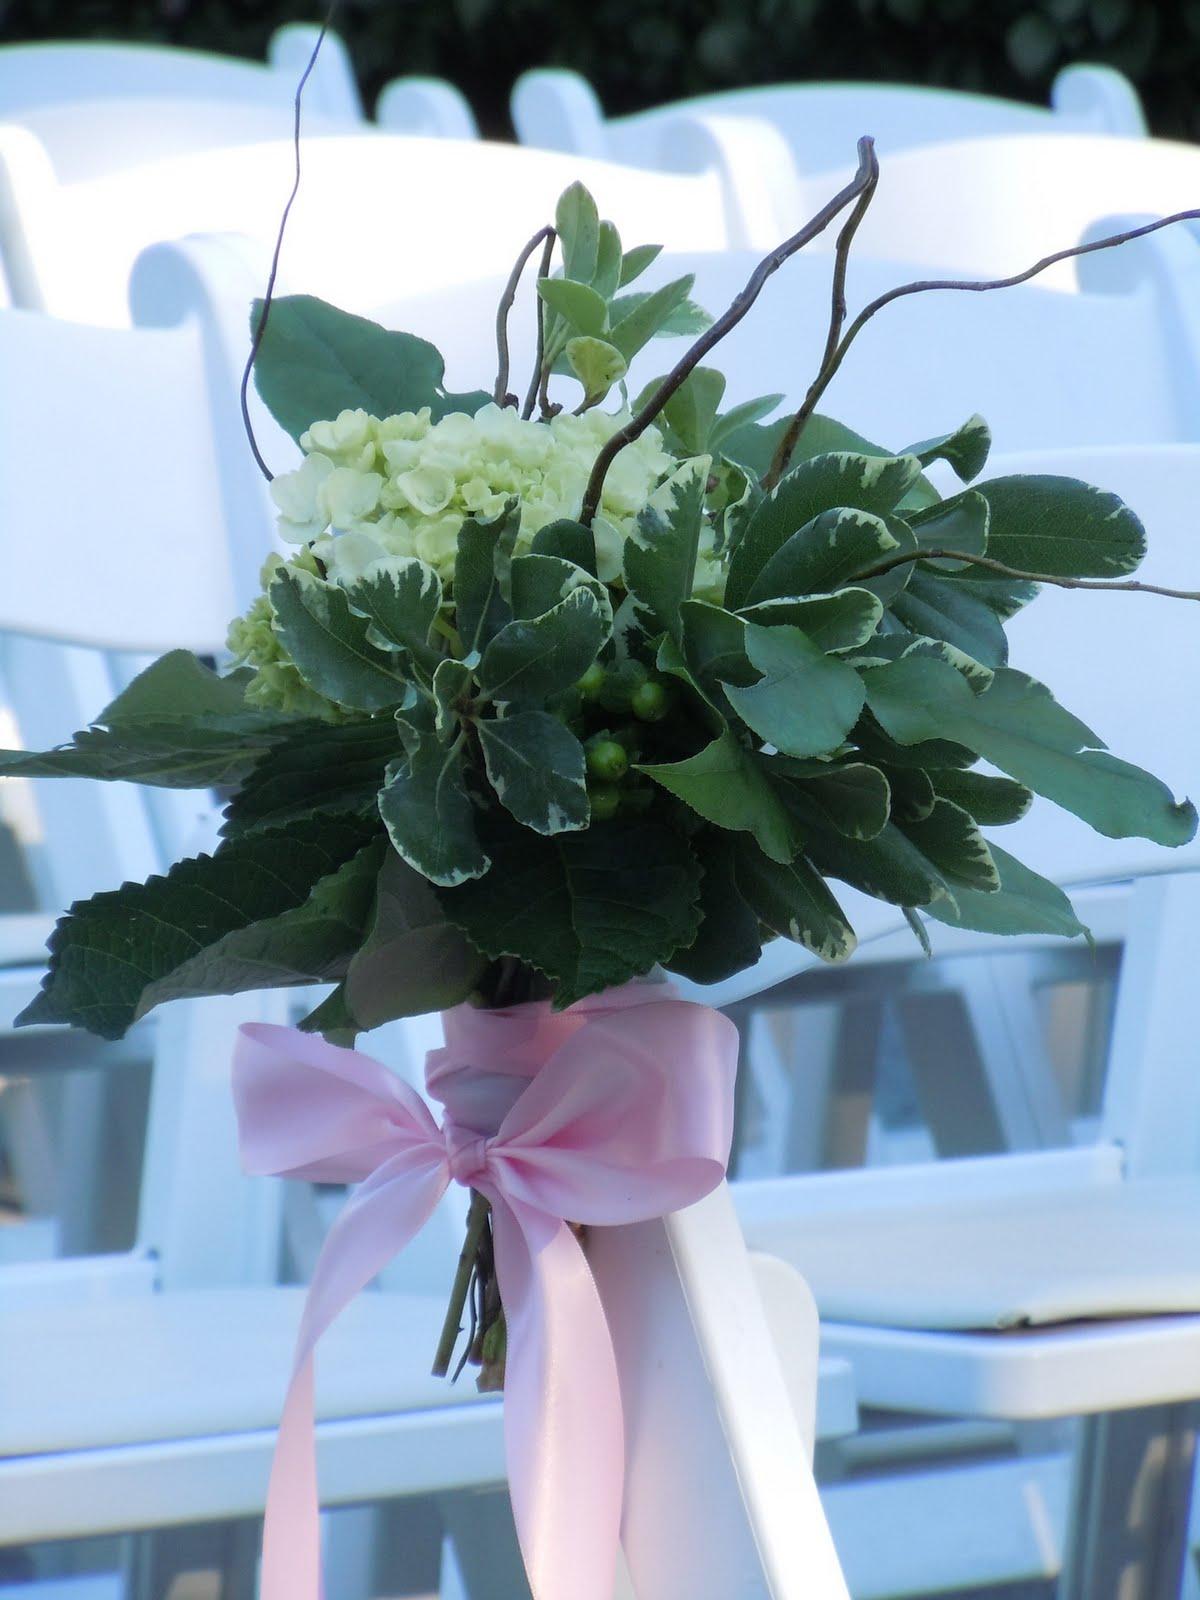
(232, 984), (737, 1600)
(443, 1121), (492, 1187)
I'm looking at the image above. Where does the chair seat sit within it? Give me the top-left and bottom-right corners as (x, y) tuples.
(0, 1287), (489, 1457)
(745, 1176), (1200, 1330)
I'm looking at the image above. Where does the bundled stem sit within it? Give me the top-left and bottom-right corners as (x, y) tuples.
(577, 137), (880, 527)
(522, 230), (559, 421)
(432, 1189), (491, 1378)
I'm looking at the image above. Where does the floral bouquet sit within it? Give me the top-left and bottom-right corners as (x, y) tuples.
(5, 145), (1196, 1597)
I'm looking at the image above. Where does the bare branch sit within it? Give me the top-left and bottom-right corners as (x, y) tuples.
(494, 225), (555, 408)
(240, 0), (341, 482)
(771, 205), (1200, 483)
(763, 152), (880, 491)
(578, 136), (880, 528)
(850, 545), (1200, 602)
(521, 229), (558, 421)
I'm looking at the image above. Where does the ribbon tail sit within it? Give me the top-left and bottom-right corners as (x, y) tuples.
(491, 1196), (624, 1600)
(261, 1147), (450, 1600)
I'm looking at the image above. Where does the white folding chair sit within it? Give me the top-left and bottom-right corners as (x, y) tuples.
(0, 129), (765, 327)
(678, 445), (1200, 1597)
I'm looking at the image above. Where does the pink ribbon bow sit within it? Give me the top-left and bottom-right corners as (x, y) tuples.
(233, 982), (738, 1600)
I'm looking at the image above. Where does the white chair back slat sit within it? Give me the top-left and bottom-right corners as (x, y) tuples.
(510, 64), (1146, 181)
(375, 77), (480, 140)
(1, 132), (751, 327)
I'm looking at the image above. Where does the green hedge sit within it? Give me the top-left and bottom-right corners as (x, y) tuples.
(2, 1), (1196, 142)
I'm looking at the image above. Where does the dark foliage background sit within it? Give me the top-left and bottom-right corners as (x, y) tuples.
(0, 0), (1195, 142)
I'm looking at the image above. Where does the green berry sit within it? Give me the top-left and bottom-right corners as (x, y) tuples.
(599, 659), (649, 713)
(631, 679), (671, 722)
(586, 738), (629, 782)
(577, 662), (606, 700)
(588, 783), (621, 821)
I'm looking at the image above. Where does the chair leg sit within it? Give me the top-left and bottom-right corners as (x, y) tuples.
(1059, 1401), (1200, 1600)
(438, 1490), (530, 1600)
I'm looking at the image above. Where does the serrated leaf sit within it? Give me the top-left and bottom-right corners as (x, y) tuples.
(17, 816), (379, 1039)
(439, 816), (702, 1009)
(738, 588), (883, 652)
(477, 711), (589, 834)
(608, 276), (696, 361)
(727, 452), (921, 609)
(221, 720), (400, 835)
(251, 295), (486, 443)
(665, 832), (762, 985)
(864, 657), (1197, 845)
(377, 741), (488, 887)
(537, 277), (609, 336)
(734, 837), (857, 964)
(270, 568), (412, 712)
(565, 337), (626, 403)
(454, 500), (522, 656)
(853, 708), (976, 772)
(766, 757), (890, 839)
(904, 415), (991, 481)
(478, 588), (607, 706)
(618, 242), (662, 287)
(624, 458), (707, 641)
(977, 475), (1146, 578)
(898, 797), (1000, 892)
(340, 558), (442, 672)
(723, 623), (866, 759)
(639, 729), (796, 864)
(925, 844), (1088, 939)
(341, 848), (487, 1027)
(556, 182), (600, 283)
(929, 769), (1033, 826)
(99, 651), (257, 726)
(134, 837), (387, 1021)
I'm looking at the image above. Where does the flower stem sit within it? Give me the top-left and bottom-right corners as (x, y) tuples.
(432, 1189), (491, 1378)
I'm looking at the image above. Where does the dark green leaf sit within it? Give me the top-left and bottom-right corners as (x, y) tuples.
(898, 797), (1000, 892)
(340, 848), (488, 1027)
(853, 709), (976, 772)
(723, 623), (866, 759)
(727, 452), (921, 608)
(804, 821), (954, 909)
(889, 568), (1009, 667)
(738, 588), (883, 652)
(864, 657), (1198, 845)
(978, 475), (1146, 578)
(510, 553), (609, 623)
(910, 489), (990, 568)
(439, 816), (702, 1009)
(377, 740), (488, 887)
(478, 711), (589, 834)
(454, 501), (522, 656)
(18, 816), (378, 1038)
(734, 837), (857, 963)
(478, 588), (607, 706)
(680, 600), (757, 694)
(639, 729), (797, 863)
(341, 559), (442, 672)
(530, 518), (598, 575)
(251, 295), (485, 443)
(270, 569), (412, 712)
(221, 720), (399, 835)
(665, 832), (762, 985)
(925, 844), (1089, 939)
(879, 763), (936, 822)
(624, 459), (707, 640)
(904, 415), (991, 481)
(766, 757), (891, 840)
(929, 769), (1033, 826)
(433, 658), (474, 737)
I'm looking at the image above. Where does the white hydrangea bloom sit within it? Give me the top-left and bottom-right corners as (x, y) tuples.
(269, 402), (677, 588)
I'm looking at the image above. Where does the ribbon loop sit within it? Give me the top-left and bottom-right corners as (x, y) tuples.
(233, 984), (738, 1600)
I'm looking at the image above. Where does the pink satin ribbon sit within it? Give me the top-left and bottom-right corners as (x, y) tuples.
(232, 982), (738, 1600)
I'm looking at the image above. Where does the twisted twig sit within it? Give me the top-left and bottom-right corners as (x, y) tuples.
(494, 225), (556, 407)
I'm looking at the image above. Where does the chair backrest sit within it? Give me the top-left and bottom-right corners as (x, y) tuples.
(0, 30), (362, 122)
(511, 63), (1146, 175)
(0, 130), (752, 326)
(850, 132), (1200, 282)
(376, 76), (480, 140)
